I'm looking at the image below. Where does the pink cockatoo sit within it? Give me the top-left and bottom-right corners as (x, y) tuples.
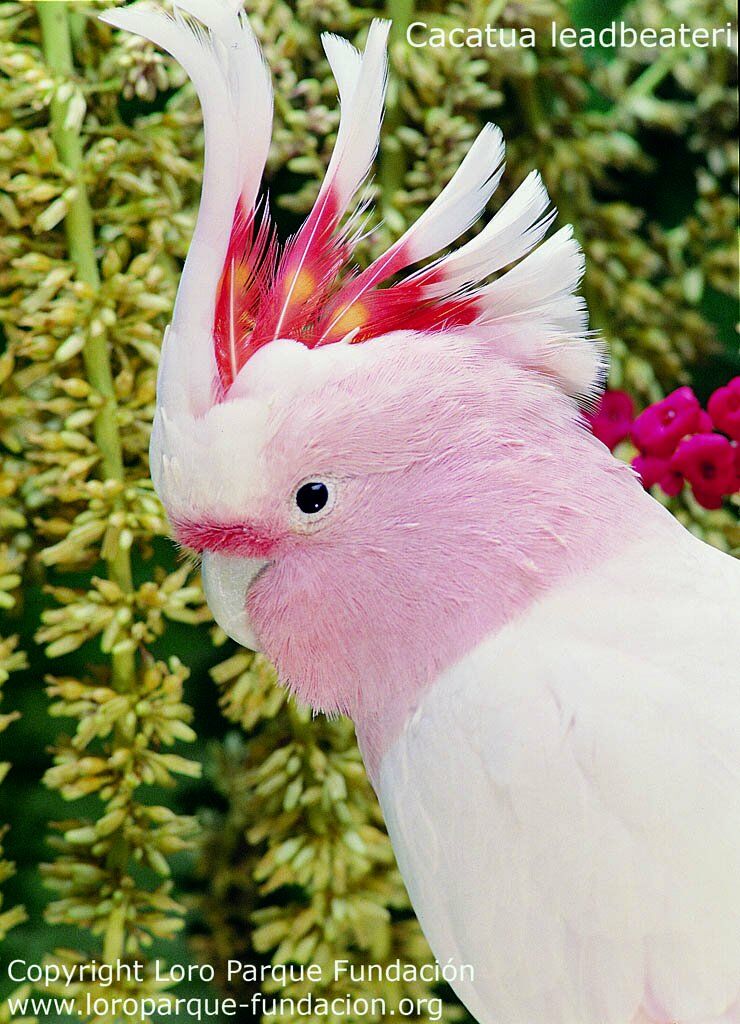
(102, 4), (740, 1022)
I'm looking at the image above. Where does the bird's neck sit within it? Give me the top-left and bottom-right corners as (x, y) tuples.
(353, 434), (678, 785)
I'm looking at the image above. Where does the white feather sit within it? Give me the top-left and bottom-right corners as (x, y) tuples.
(378, 524), (740, 1024)
(464, 224), (604, 401)
(473, 225), (585, 320)
(173, 0), (273, 211)
(539, 332), (607, 406)
(320, 19), (390, 213)
(420, 170), (555, 296)
(316, 124), (505, 342)
(322, 32), (362, 102)
(385, 123), (506, 270)
(100, 0), (273, 414)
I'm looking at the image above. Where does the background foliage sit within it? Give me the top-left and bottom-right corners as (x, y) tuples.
(0, 0), (737, 1020)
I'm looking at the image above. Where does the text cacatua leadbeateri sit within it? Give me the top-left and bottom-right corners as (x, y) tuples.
(405, 20), (734, 50)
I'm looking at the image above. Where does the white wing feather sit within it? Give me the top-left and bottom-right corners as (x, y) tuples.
(377, 522), (740, 1024)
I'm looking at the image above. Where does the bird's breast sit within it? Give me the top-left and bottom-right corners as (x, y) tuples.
(371, 525), (740, 1024)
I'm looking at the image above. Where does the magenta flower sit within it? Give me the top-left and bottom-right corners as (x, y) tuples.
(698, 410), (714, 433)
(671, 433), (738, 508)
(586, 390), (634, 450)
(707, 377), (740, 441)
(632, 454), (684, 497)
(631, 386), (702, 457)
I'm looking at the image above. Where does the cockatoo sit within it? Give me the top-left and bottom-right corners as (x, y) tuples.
(101, 4), (740, 1022)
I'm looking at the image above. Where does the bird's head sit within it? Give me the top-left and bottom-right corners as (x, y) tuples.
(104, 1), (639, 759)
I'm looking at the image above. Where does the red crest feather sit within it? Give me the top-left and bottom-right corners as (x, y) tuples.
(213, 200), (277, 392)
(104, 3), (599, 406)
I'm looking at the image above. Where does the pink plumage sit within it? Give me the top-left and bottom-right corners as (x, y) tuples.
(101, 4), (740, 1022)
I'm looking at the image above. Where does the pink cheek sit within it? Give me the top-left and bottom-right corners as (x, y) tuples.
(246, 569), (281, 655)
(246, 548), (322, 657)
(248, 555), (281, 607)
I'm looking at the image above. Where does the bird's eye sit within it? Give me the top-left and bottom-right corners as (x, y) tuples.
(295, 481), (329, 515)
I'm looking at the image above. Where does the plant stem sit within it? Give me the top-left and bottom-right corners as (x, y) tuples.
(38, 3), (134, 649)
(379, 0), (415, 217)
(623, 52), (677, 103)
(39, 3), (136, 963)
(386, 0), (415, 53)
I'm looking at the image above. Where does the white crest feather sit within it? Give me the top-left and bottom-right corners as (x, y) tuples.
(322, 32), (362, 102)
(473, 226), (586, 322)
(316, 124), (506, 341)
(358, 123), (505, 288)
(103, 2), (602, 408)
(173, 0), (273, 212)
(420, 170), (555, 296)
(269, 20), (390, 342)
(470, 226), (602, 401)
(99, 0), (273, 413)
(319, 20), (390, 213)
(397, 123), (506, 264)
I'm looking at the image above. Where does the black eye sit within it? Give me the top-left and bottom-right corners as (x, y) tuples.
(296, 481), (329, 514)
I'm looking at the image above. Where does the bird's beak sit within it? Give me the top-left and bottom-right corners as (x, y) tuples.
(201, 552), (269, 652)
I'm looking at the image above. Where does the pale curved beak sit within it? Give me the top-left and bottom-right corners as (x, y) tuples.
(201, 552), (269, 652)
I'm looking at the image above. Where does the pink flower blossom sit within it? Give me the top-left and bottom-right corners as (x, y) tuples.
(671, 433), (738, 508)
(632, 454), (684, 497)
(631, 386), (702, 457)
(586, 390), (634, 450)
(698, 410), (714, 433)
(689, 487), (729, 511)
(707, 377), (740, 441)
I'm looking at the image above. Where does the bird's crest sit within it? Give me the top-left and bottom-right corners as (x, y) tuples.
(101, 1), (603, 410)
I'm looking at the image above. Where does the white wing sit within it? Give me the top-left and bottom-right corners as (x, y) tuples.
(377, 522), (740, 1024)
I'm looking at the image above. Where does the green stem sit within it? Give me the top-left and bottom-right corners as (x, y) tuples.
(379, 0), (415, 217)
(385, 0), (415, 54)
(38, 4), (134, 611)
(39, 2), (135, 962)
(623, 51), (677, 103)
(482, 0), (507, 27)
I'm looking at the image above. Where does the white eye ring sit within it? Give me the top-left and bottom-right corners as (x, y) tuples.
(291, 477), (338, 531)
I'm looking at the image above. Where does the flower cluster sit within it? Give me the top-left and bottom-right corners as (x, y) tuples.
(588, 381), (740, 510)
(0, 631), (27, 947)
(42, 657), (200, 958)
(0, 339), (29, 961)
